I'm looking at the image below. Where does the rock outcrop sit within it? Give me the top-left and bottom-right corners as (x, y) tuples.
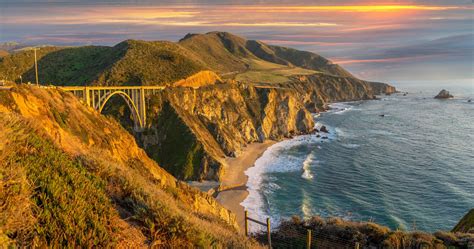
(173, 70), (222, 88)
(452, 209), (474, 233)
(0, 85), (250, 247)
(139, 82), (315, 180)
(138, 74), (395, 181)
(435, 89), (454, 99)
(0, 31), (397, 182)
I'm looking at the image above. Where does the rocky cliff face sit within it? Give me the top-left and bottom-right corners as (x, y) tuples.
(0, 85), (250, 247)
(139, 82), (314, 180)
(138, 74), (395, 181)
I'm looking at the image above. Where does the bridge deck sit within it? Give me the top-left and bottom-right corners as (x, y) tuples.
(59, 86), (166, 91)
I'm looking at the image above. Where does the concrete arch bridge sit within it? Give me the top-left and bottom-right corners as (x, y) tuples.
(60, 86), (165, 131)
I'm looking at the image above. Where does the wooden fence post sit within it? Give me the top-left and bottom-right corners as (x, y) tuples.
(244, 210), (249, 237)
(307, 229), (312, 249)
(266, 218), (271, 248)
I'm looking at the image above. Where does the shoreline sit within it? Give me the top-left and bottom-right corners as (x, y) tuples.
(215, 140), (276, 232)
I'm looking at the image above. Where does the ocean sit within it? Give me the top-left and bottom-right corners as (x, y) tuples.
(242, 82), (474, 232)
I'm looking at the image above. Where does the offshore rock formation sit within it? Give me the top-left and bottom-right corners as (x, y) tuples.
(435, 89), (454, 99)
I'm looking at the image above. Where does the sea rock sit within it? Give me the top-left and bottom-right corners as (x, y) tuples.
(434, 89), (454, 99)
(320, 125), (329, 133)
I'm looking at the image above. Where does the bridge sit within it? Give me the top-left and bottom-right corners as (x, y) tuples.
(60, 86), (165, 131)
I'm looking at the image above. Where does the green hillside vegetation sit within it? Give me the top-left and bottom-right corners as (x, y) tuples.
(266, 44), (354, 78)
(453, 209), (474, 233)
(0, 46), (62, 83)
(96, 40), (206, 86)
(0, 85), (256, 247)
(178, 32), (253, 73)
(0, 40), (206, 86)
(1, 31), (357, 86)
(142, 101), (205, 180)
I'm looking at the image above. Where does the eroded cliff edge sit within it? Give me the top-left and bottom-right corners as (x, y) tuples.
(138, 74), (396, 181)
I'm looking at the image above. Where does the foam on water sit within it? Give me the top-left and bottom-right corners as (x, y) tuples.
(242, 87), (474, 232)
(342, 143), (360, 149)
(328, 102), (354, 114)
(301, 153), (316, 179)
(241, 125), (335, 231)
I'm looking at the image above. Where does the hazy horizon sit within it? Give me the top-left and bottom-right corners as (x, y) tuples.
(1, 0), (473, 84)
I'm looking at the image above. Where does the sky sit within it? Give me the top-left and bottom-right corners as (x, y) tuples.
(0, 0), (473, 84)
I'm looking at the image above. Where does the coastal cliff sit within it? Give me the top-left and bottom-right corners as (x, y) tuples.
(0, 31), (396, 182)
(0, 85), (253, 247)
(138, 74), (395, 181)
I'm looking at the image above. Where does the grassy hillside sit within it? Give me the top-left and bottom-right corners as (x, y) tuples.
(0, 85), (256, 247)
(453, 209), (474, 233)
(0, 47), (62, 83)
(257, 216), (474, 249)
(0, 40), (206, 86)
(1, 31), (358, 86)
(96, 40), (207, 86)
(267, 45), (354, 77)
(0, 50), (8, 58)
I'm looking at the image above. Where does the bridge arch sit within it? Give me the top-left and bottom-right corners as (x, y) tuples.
(60, 86), (165, 131)
(98, 90), (144, 129)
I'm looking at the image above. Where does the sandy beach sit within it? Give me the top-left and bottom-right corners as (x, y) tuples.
(215, 140), (276, 232)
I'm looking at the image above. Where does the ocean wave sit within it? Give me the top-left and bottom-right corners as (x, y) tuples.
(241, 131), (333, 231)
(370, 130), (394, 136)
(302, 153), (316, 179)
(342, 143), (361, 149)
(328, 102), (354, 114)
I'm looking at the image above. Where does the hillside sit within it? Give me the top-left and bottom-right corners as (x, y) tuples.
(2, 31), (357, 86)
(178, 31), (351, 82)
(0, 50), (8, 58)
(453, 209), (474, 233)
(0, 41), (206, 86)
(0, 32), (397, 181)
(136, 74), (395, 181)
(0, 85), (256, 247)
(256, 216), (474, 248)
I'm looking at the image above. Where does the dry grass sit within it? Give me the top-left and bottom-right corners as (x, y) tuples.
(254, 216), (474, 249)
(0, 85), (259, 248)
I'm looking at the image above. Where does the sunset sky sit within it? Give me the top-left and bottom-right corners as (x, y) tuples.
(0, 0), (472, 83)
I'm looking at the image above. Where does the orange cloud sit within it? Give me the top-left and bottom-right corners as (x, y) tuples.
(333, 55), (441, 65)
(234, 5), (461, 12)
(220, 22), (337, 27)
(261, 40), (353, 46)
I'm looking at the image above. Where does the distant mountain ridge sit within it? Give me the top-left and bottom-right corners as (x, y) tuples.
(1, 31), (357, 86)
